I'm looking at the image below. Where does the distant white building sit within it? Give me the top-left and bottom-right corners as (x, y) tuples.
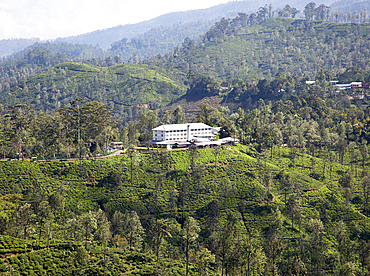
(350, 82), (362, 88)
(152, 123), (238, 149)
(152, 123), (215, 142)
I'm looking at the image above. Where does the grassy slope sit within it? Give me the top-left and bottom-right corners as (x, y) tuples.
(0, 144), (369, 274)
(171, 18), (370, 81)
(0, 239), (191, 275)
(2, 62), (187, 114)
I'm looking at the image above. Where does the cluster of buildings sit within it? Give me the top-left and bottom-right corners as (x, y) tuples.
(306, 80), (368, 91)
(306, 80), (369, 99)
(109, 122), (238, 151)
(332, 81), (366, 91)
(152, 122), (237, 149)
(108, 123), (239, 151)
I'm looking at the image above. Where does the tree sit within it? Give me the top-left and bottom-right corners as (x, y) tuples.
(114, 55), (121, 64)
(127, 121), (137, 146)
(288, 193), (300, 230)
(360, 140), (368, 168)
(122, 211), (144, 251)
(257, 5), (268, 22)
(149, 218), (172, 271)
(74, 246), (90, 266)
(315, 4), (330, 21)
(213, 213), (237, 276)
(305, 218), (326, 275)
(126, 144), (138, 185)
(221, 177), (235, 211)
(304, 2), (316, 20)
(362, 170), (370, 217)
(339, 170), (354, 220)
(197, 100), (218, 126)
(94, 209), (111, 246)
(266, 235), (284, 276)
(137, 110), (157, 146)
(7, 104), (35, 160)
(263, 169), (273, 205)
(213, 146), (222, 179)
(162, 110), (172, 124)
(278, 171), (293, 216)
(66, 217), (81, 242)
(15, 203), (34, 240)
(80, 211), (97, 248)
(173, 106), (185, 124)
(358, 240), (370, 273)
(69, 98), (85, 159)
(183, 216), (200, 276)
(36, 200), (52, 242)
(196, 248), (216, 276)
(242, 230), (266, 276)
(82, 101), (112, 154)
(289, 256), (307, 276)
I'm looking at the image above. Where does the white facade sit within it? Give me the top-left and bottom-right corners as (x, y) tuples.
(152, 123), (214, 142)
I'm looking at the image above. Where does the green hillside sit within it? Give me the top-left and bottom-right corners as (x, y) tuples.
(0, 144), (369, 274)
(148, 17), (370, 81)
(1, 62), (187, 124)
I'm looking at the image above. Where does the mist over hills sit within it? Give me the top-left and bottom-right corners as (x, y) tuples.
(47, 0), (338, 48)
(0, 0), (340, 59)
(0, 38), (40, 59)
(331, 0), (370, 13)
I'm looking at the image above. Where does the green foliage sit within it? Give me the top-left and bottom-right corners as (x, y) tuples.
(149, 17), (370, 81)
(0, 140), (368, 274)
(1, 62), (186, 126)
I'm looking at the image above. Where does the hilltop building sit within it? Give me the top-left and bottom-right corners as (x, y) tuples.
(152, 123), (237, 149)
(152, 123), (215, 142)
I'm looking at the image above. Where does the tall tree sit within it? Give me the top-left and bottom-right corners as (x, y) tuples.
(127, 144), (138, 185)
(288, 193), (300, 229)
(149, 218), (172, 271)
(360, 140), (368, 169)
(137, 110), (158, 146)
(362, 170), (370, 217)
(278, 171), (293, 216)
(305, 218), (326, 275)
(339, 170), (354, 220)
(7, 104), (35, 160)
(80, 211), (97, 248)
(173, 106), (185, 124)
(214, 213), (237, 276)
(266, 235), (284, 276)
(122, 211), (144, 250)
(183, 216), (200, 276)
(304, 2), (317, 20)
(213, 146), (222, 179)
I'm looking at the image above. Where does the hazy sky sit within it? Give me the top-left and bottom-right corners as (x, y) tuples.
(0, 0), (233, 40)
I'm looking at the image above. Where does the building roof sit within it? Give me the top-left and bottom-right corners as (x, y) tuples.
(152, 123), (212, 131)
(152, 137), (238, 146)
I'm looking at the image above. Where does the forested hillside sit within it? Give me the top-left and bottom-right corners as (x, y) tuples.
(0, 62), (186, 125)
(3, 14), (370, 125)
(0, 141), (369, 274)
(0, 38), (40, 58)
(147, 16), (370, 81)
(108, 20), (216, 62)
(331, 0), (370, 13)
